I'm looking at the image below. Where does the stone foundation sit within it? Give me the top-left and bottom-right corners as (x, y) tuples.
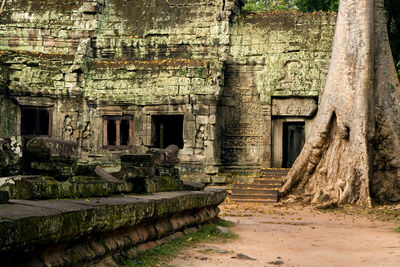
(0, 188), (225, 266)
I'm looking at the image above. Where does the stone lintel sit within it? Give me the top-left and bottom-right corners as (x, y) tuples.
(272, 97), (318, 117)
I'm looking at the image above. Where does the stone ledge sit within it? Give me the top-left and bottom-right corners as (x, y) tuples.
(26, 209), (216, 267)
(0, 188), (225, 265)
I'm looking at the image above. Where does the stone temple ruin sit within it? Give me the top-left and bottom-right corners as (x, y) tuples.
(0, 0), (335, 181)
(0, 0), (337, 265)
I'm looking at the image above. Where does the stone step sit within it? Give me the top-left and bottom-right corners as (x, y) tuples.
(260, 174), (287, 178)
(233, 183), (281, 189)
(230, 199), (277, 204)
(231, 194), (277, 200)
(260, 168), (290, 173)
(232, 188), (277, 195)
(254, 179), (283, 185)
(261, 170), (289, 173)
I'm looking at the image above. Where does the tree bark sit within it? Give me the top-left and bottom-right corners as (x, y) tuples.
(0, 0), (5, 14)
(280, 0), (400, 207)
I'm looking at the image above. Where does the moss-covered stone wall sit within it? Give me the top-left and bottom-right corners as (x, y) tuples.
(0, 1), (335, 173)
(219, 11), (335, 168)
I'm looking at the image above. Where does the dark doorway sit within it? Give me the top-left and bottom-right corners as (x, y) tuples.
(152, 115), (184, 149)
(21, 106), (51, 136)
(282, 122), (305, 168)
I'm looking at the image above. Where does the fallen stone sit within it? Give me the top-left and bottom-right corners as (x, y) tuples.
(183, 181), (205, 191)
(146, 145), (180, 167)
(268, 260), (285, 265)
(214, 226), (231, 235)
(232, 253), (256, 260)
(95, 167), (123, 184)
(0, 191), (8, 204)
(215, 249), (229, 254)
(25, 137), (77, 163)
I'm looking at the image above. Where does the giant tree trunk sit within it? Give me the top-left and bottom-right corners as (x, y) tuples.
(280, 0), (400, 207)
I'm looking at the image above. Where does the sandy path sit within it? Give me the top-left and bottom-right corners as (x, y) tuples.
(167, 204), (400, 267)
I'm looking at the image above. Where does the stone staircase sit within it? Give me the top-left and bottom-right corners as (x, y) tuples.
(230, 169), (290, 203)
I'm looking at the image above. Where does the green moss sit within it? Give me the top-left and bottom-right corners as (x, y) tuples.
(145, 177), (183, 193)
(117, 218), (237, 267)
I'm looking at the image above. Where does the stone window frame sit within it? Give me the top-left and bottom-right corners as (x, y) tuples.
(142, 104), (188, 148)
(20, 105), (53, 137)
(102, 115), (134, 150)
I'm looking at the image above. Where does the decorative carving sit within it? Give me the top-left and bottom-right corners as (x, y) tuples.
(279, 60), (301, 89)
(220, 66), (265, 165)
(195, 124), (206, 149)
(63, 115), (74, 141)
(81, 122), (94, 152)
(272, 97), (318, 117)
(146, 145), (180, 167)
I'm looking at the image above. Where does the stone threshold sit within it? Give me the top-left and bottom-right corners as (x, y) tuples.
(0, 188), (225, 266)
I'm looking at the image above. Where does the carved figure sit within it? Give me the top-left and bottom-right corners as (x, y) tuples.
(195, 124), (206, 148)
(63, 115), (74, 141)
(81, 122), (93, 152)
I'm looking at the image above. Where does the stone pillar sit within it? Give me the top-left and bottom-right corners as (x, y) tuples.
(116, 120), (121, 146)
(103, 119), (108, 147)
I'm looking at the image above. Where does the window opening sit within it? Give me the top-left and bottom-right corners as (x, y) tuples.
(21, 106), (51, 136)
(120, 120), (130, 146)
(152, 115), (184, 149)
(107, 120), (116, 146)
(103, 116), (133, 148)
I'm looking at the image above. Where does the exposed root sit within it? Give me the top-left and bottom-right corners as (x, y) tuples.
(0, 0), (5, 14)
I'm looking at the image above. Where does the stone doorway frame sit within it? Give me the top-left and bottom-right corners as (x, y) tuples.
(272, 117), (313, 168)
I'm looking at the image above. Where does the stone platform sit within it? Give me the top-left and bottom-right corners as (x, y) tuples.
(0, 188), (225, 266)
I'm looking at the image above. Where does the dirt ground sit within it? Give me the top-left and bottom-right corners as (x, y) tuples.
(167, 200), (400, 267)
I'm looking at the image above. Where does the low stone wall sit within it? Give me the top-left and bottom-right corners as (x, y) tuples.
(0, 188), (225, 266)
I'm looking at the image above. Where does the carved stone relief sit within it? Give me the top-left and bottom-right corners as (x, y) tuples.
(272, 97), (318, 117)
(63, 115), (74, 141)
(81, 121), (94, 152)
(220, 66), (266, 166)
(195, 124), (206, 149)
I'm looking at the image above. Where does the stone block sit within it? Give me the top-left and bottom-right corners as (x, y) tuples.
(211, 176), (227, 184)
(193, 105), (210, 115)
(121, 154), (154, 168)
(146, 145), (180, 167)
(183, 181), (205, 191)
(179, 147), (194, 155)
(26, 137), (78, 163)
(209, 115), (216, 125)
(65, 73), (77, 82)
(145, 176), (183, 193)
(196, 115), (209, 125)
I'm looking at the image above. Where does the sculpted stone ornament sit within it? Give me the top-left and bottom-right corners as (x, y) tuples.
(81, 121), (94, 152)
(63, 115), (74, 141)
(146, 145), (180, 167)
(272, 97), (318, 117)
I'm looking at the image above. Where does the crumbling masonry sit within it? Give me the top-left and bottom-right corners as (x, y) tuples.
(0, 0), (336, 176)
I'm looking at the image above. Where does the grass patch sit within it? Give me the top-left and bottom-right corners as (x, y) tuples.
(395, 227), (400, 233)
(117, 218), (237, 267)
